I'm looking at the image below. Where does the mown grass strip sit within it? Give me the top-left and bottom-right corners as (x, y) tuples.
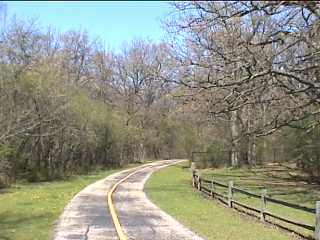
(145, 163), (293, 240)
(0, 168), (125, 240)
(201, 166), (317, 237)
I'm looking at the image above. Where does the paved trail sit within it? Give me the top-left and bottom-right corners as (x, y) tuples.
(54, 160), (205, 240)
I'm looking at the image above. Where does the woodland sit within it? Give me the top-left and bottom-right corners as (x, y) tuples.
(0, 1), (320, 186)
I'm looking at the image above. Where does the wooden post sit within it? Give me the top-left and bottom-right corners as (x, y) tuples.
(211, 177), (215, 198)
(260, 189), (267, 222)
(228, 180), (234, 208)
(191, 162), (196, 188)
(192, 170), (196, 188)
(315, 201), (320, 240)
(197, 172), (202, 191)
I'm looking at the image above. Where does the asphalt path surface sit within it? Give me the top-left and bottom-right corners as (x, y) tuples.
(54, 160), (205, 240)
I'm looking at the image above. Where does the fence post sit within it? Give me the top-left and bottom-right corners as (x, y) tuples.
(192, 170), (196, 188)
(260, 189), (267, 222)
(315, 201), (320, 240)
(211, 177), (215, 198)
(197, 172), (202, 191)
(228, 180), (234, 208)
(191, 162), (196, 188)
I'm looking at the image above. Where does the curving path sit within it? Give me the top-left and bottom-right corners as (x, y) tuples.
(53, 160), (205, 240)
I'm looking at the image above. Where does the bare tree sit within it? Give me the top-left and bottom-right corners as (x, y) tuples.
(166, 1), (320, 166)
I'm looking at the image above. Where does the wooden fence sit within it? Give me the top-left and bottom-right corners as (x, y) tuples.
(192, 171), (320, 239)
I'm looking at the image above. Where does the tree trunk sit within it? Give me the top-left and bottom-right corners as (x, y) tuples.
(230, 110), (239, 167)
(247, 106), (257, 166)
(262, 103), (267, 163)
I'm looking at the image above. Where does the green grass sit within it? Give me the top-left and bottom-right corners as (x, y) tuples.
(0, 166), (130, 240)
(200, 164), (317, 237)
(145, 163), (295, 240)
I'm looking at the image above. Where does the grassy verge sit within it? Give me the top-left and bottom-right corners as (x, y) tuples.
(145, 162), (294, 240)
(0, 165), (137, 240)
(199, 164), (317, 238)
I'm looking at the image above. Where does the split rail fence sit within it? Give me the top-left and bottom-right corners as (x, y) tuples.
(192, 171), (320, 239)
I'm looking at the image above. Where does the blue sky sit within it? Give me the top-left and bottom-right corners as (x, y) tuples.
(3, 1), (172, 52)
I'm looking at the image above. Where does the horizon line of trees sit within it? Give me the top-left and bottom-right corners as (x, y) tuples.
(166, 1), (320, 179)
(0, 16), (200, 187)
(1, 1), (320, 186)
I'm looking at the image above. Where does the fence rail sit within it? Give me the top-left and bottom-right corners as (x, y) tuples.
(264, 196), (316, 214)
(192, 171), (319, 239)
(232, 186), (261, 199)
